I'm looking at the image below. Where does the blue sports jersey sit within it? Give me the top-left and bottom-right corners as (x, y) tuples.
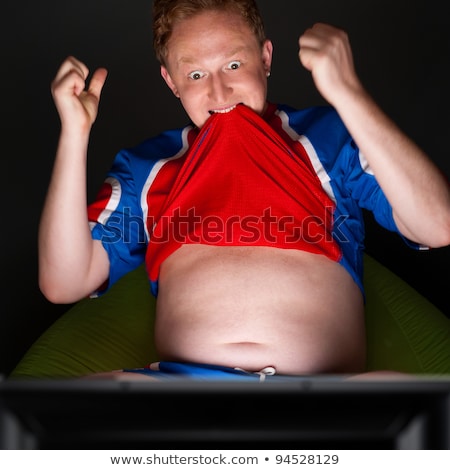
(88, 102), (421, 297)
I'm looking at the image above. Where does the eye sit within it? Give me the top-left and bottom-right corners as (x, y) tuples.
(188, 70), (206, 80)
(227, 61), (241, 70)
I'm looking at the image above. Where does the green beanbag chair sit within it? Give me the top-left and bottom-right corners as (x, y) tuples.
(9, 254), (450, 378)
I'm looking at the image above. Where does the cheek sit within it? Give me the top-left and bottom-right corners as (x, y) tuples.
(179, 96), (208, 127)
(247, 69), (268, 91)
(178, 88), (199, 112)
(245, 75), (268, 105)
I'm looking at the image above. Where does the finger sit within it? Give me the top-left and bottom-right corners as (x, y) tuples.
(298, 23), (347, 71)
(54, 55), (89, 83)
(51, 70), (86, 101)
(51, 57), (90, 99)
(298, 47), (314, 72)
(298, 29), (318, 70)
(298, 29), (321, 71)
(87, 67), (108, 99)
(299, 22), (341, 51)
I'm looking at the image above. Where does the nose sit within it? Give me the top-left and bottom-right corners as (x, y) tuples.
(208, 74), (232, 104)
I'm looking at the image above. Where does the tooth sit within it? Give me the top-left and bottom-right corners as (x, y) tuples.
(211, 105), (237, 114)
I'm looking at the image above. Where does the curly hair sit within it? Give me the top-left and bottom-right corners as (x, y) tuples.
(152, 0), (266, 65)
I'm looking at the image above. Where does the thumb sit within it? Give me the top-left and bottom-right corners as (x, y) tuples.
(88, 67), (108, 99)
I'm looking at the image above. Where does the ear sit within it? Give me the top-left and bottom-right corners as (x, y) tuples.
(161, 66), (180, 98)
(261, 39), (274, 76)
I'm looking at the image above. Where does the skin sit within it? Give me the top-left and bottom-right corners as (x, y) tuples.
(40, 10), (450, 379)
(159, 10), (272, 128)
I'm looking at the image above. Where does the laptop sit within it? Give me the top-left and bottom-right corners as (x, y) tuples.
(1, 375), (449, 450)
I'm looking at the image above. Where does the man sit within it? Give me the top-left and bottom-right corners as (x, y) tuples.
(39, 0), (450, 379)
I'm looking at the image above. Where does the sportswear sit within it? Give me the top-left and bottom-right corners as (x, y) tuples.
(88, 102), (418, 297)
(123, 361), (280, 382)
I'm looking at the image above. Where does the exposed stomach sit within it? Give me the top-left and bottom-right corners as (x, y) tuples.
(154, 245), (366, 375)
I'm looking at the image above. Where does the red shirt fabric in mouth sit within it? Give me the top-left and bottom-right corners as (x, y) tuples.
(146, 103), (341, 284)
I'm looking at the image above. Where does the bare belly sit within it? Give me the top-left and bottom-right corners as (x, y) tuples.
(154, 245), (366, 375)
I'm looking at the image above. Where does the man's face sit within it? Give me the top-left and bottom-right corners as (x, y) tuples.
(160, 9), (273, 128)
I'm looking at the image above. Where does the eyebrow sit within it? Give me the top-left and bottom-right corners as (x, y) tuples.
(178, 45), (248, 65)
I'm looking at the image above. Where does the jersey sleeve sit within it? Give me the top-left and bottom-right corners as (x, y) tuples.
(342, 142), (428, 251)
(88, 148), (148, 296)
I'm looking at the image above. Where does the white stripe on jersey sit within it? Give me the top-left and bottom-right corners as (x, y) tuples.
(275, 110), (337, 204)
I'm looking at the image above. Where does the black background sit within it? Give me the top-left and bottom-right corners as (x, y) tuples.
(2, 0), (449, 377)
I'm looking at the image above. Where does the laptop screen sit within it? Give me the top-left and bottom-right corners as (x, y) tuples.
(1, 375), (449, 450)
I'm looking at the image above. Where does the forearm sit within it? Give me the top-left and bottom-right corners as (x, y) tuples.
(332, 85), (450, 247)
(298, 23), (450, 247)
(38, 129), (109, 303)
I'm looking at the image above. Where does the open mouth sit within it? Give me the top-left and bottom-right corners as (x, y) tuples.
(209, 104), (238, 114)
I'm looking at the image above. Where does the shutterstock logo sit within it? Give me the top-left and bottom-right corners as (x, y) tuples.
(99, 206), (349, 245)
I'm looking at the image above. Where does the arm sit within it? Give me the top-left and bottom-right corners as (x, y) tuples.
(298, 23), (450, 247)
(39, 56), (110, 303)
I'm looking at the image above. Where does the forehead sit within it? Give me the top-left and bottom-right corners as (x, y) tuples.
(166, 10), (260, 65)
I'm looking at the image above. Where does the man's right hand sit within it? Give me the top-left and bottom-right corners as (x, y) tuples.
(51, 56), (108, 132)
